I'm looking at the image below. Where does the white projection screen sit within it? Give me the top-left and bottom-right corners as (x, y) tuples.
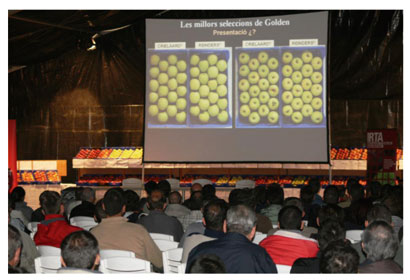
(144, 11), (329, 163)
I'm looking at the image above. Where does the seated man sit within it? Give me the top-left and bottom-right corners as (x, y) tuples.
(69, 187), (96, 218)
(34, 191), (82, 248)
(58, 230), (101, 273)
(90, 188), (162, 270)
(10, 187), (33, 222)
(8, 224), (23, 272)
(260, 184), (284, 225)
(260, 205), (319, 266)
(180, 191), (204, 231)
(187, 254), (226, 273)
(165, 191), (190, 221)
(186, 205), (277, 273)
(320, 240), (359, 273)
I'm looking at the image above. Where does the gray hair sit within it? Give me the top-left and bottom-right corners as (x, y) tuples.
(226, 205), (256, 235)
(362, 220), (398, 261)
(80, 187), (96, 202)
(8, 224), (22, 262)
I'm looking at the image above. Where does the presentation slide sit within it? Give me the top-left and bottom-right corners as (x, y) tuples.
(144, 11), (329, 163)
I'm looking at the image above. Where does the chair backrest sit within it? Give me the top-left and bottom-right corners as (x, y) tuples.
(166, 178), (180, 188)
(153, 239), (179, 252)
(276, 264), (292, 274)
(346, 230), (363, 244)
(150, 233), (174, 241)
(192, 178), (212, 187)
(235, 179), (255, 189)
(71, 220), (98, 231)
(70, 216), (96, 224)
(122, 178), (143, 188)
(100, 249), (136, 259)
(27, 222), (40, 233)
(34, 256), (61, 273)
(163, 248), (184, 273)
(37, 245), (61, 256)
(252, 232), (267, 244)
(99, 257), (151, 273)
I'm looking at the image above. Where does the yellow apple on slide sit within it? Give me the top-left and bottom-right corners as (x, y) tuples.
(217, 111), (229, 123)
(150, 54), (160, 66)
(240, 104), (251, 117)
(267, 111), (279, 124)
(148, 105), (159, 117)
(176, 111), (186, 123)
(311, 111), (323, 124)
(248, 112), (260, 124)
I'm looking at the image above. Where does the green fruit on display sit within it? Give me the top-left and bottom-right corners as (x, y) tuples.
(208, 54), (218, 65)
(217, 110), (229, 123)
(248, 58), (260, 71)
(199, 99), (210, 111)
(199, 85), (210, 98)
(217, 98), (228, 110)
(301, 78), (313, 91)
(248, 71), (260, 84)
(282, 52), (293, 64)
(217, 74), (227, 85)
(258, 65), (270, 78)
(291, 111), (303, 124)
(177, 86), (187, 97)
(292, 84), (303, 97)
(268, 85), (279, 97)
(158, 86), (169, 97)
(217, 85), (228, 97)
(190, 91), (200, 104)
(199, 112), (210, 123)
(208, 66), (219, 79)
(291, 71), (303, 84)
(302, 91), (313, 104)
(239, 92), (250, 104)
(249, 97), (260, 110)
(249, 85), (260, 97)
(159, 60), (169, 72)
(176, 73), (187, 84)
(311, 84), (323, 96)
(199, 60), (209, 72)
(149, 80), (159, 92)
(258, 51), (269, 63)
(217, 59), (227, 72)
(176, 60), (187, 72)
(268, 97), (279, 110)
(291, 98), (303, 111)
(282, 105), (293, 117)
(208, 92), (219, 104)
(240, 104), (251, 117)
(149, 92), (158, 103)
(248, 112), (260, 124)
(167, 91), (178, 103)
(148, 105), (159, 117)
(190, 79), (200, 91)
(167, 105), (177, 117)
(311, 111), (323, 124)
(301, 104), (313, 117)
(190, 106), (200, 117)
(176, 111), (186, 123)
(238, 79), (250, 91)
(190, 67), (200, 78)
(258, 104), (269, 117)
(301, 64), (313, 77)
(311, 72), (323, 84)
(149, 67), (160, 78)
(239, 65), (250, 77)
(267, 111), (279, 124)
(158, 73), (169, 85)
(176, 98), (187, 110)
(208, 80), (218, 90)
(239, 52), (250, 64)
(311, 97), (323, 110)
(158, 98), (169, 111)
(301, 51), (313, 63)
(150, 54), (160, 66)
(311, 57), (323, 70)
(259, 91), (270, 104)
(282, 65), (293, 77)
(281, 91), (293, 104)
(291, 57), (304, 70)
(267, 57), (279, 70)
(258, 79), (269, 91)
(208, 104), (220, 117)
(199, 73), (209, 85)
(168, 78), (178, 91)
(282, 78), (294, 91)
(190, 54), (200, 66)
(267, 72), (279, 84)
(167, 54), (178, 65)
(158, 112), (168, 123)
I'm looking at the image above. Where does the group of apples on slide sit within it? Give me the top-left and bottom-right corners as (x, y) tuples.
(18, 170), (60, 184)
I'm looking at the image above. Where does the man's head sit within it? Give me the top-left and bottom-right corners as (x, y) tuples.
(102, 188), (125, 217)
(94, 199), (107, 223)
(158, 180), (171, 198)
(40, 191), (63, 215)
(300, 185), (314, 205)
(188, 254), (226, 273)
(361, 221), (399, 262)
(366, 204), (392, 226)
(323, 185), (339, 205)
(320, 240), (359, 273)
(228, 188), (256, 209)
(147, 189), (166, 211)
(187, 191), (203, 211)
(123, 190), (140, 212)
(8, 224), (22, 267)
(265, 184), (284, 205)
(203, 199), (228, 231)
(317, 204), (345, 226)
(348, 183), (364, 202)
(60, 230), (100, 270)
(309, 178), (321, 194)
(191, 183), (203, 194)
(317, 219), (346, 250)
(202, 184), (216, 200)
(10, 187), (25, 203)
(367, 181), (382, 200)
(145, 180), (158, 196)
(278, 205), (303, 230)
(80, 187), (96, 204)
(225, 204), (256, 240)
(168, 191), (182, 204)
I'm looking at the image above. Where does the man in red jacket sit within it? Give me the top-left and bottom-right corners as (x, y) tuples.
(34, 191), (82, 248)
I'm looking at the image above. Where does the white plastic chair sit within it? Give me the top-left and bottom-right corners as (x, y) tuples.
(235, 179), (255, 188)
(163, 248), (184, 273)
(153, 239), (179, 252)
(70, 216), (96, 224)
(99, 257), (151, 273)
(346, 230), (363, 244)
(253, 232), (267, 244)
(100, 249), (136, 259)
(70, 216), (98, 231)
(192, 178), (212, 187)
(34, 256), (61, 273)
(276, 264), (292, 273)
(166, 178), (180, 189)
(150, 233), (174, 241)
(122, 178), (143, 188)
(37, 245), (61, 256)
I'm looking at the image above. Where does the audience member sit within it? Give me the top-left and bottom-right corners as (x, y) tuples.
(320, 240), (359, 273)
(338, 178), (359, 208)
(300, 185), (320, 228)
(344, 198), (373, 230)
(8, 224), (24, 272)
(309, 178), (324, 206)
(182, 183), (203, 208)
(93, 199), (107, 223)
(187, 254), (226, 273)
(366, 181), (383, 204)
(202, 184), (217, 200)
(253, 185), (267, 213)
(10, 187), (33, 222)
(65, 187), (84, 219)
(144, 180), (158, 196)
(69, 187), (96, 218)
(180, 191), (204, 231)
(123, 189), (140, 219)
(383, 190), (403, 236)
(158, 179), (171, 199)
(261, 184), (283, 225)
(323, 185), (339, 205)
(165, 191), (190, 222)
(8, 199), (26, 232)
(60, 187), (78, 218)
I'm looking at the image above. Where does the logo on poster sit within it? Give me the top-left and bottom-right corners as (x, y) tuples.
(367, 132), (384, 148)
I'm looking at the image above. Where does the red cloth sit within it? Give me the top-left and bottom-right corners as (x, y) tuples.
(8, 120), (18, 191)
(259, 229), (319, 266)
(34, 214), (82, 248)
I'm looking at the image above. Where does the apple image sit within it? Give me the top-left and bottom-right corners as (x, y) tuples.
(149, 67), (160, 78)
(258, 64), (269, 78)
(199, 60), (209, 72)
(208, 54), (218, 65)
(240, 104), (251, 117)
(190, 91), (200, 104)
(217, 98), (228, 110)
(301, 104), (313, 117)
(176, 73), (187, 84)
(258, 51), (269, 63)
(217, 74), (227, 85)
(149, 92), (158, 103)
(190, 54), (200, 66)
(248, 58), (260, 71)
(282, 78), (294, 91)
(238, 79), (250, 91)
(159, 60), (169, 72)
(157, 112), (168, 123)
(291, 111), (303, 124)
(167, 54), (178, 65)
(199, 85), (210, 98)
(302, 91), (313, 104)
(158, 97), (168, 111)
(268, 98), (279, 110)
(148, 105), (159, 117)
(281, 91), (293, 104)
(239, 65), (250, 77)
(282, 105), (293, 117)
(199, 99), (210, 111)
(217, 85), (228, 97)
(167, 66), (178, 78)
(149, 80), (159, 92)
(267, 57), (279, 70)
(311, 111), (323, 124)
(199, 73), (209, 85)
(249, 98), (260, 110)
(167, 78), (178, 91)
(258, 104), (269, 117)
(301, 51), (313, 63)
(268, 85), (279, 97)
(208, 66), (219, 79)
(167, 105), (177, 117)
(311, 84), (323, 96)
(190, 79), (200, 91)
(150, 54), (160, 66)
(176, 98), (187, 110)
(190, 106), (200, 117)
(176, 111), (186, 123)
(301, 64), (313, 77)
(217, 59), (227, 72)
(177, 86), (187, 97)
(167, 91), (178, 103)
(240, 92), (250, 104)
(292, 84), (303, 97)
(208, 92), (219, 104)
(258, 79), (269, 91)
(311, 97), (323, 110)
(248, 72), (260, 84)
(176, 60), (187, 72)
(249, 85), (260, 97)
(291, 98), (303, 111)
(291, 71), (303, 84)
(208, 104), (220, 117)
(267, 111), (279, 124)
(158, 85), (169, 97)
(267, 72), (279, 84)
(238, 53), (250, 64)
(158, 73), (169, 85)
(248, 112), (260, 124)
(311, 57), (323, 70)
(199, 112), (210, 123)
(217, 111), (229, 123)
(282, 65), (293, 77)
(301, 78), (313, 91)
(291, 57), (303, 70)
(190, 67), (200, 78)
(282, 52), (293, 64)
(311, 72), (323, 84)
(208, 80), (218, 91)
(259, 91), (270, 104)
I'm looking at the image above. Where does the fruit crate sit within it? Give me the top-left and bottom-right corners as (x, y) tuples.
(46, 170), (61, 184)
(19, 171), (35, 184)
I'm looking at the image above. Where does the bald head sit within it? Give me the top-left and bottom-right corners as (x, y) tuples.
(148, 190), (166, 210)
(191, 183), (203, 194)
